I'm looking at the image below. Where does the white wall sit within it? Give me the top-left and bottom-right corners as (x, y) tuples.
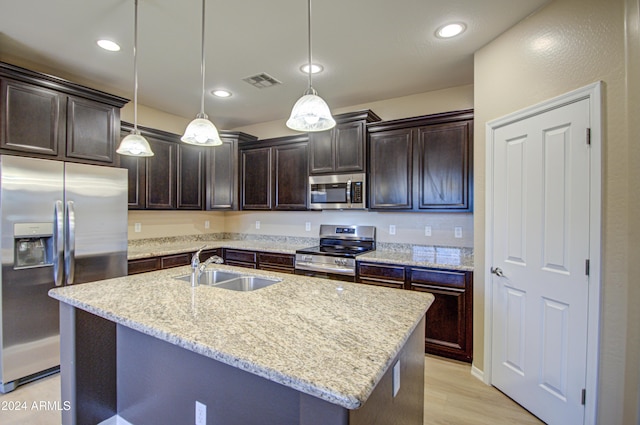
(473, 0), (639, 422)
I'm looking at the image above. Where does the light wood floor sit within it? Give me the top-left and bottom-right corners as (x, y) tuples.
(424, 355), (544, 425)
(0, 356), (543, 424)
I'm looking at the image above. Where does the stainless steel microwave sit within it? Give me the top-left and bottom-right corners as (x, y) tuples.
(308, 173), (366, 210)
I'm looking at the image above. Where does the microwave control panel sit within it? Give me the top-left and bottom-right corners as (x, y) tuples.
(352, 182), (363, 203)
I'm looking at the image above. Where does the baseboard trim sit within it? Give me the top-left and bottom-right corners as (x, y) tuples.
(471, 364), (485, 383)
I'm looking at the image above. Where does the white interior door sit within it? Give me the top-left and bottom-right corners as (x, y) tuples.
(489, 98), (591, 425)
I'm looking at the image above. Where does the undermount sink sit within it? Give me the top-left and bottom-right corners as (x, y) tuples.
(174, 270), (281, 291)
(212, 276), (281, 292)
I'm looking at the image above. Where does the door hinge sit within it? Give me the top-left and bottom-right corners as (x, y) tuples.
(586, 128), (591, 145)
(581, 388), (586, 405)
(585, 259), (590, 276)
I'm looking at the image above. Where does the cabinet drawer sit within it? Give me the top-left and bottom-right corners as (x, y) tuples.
(224, 260), (257, 269)
(128, 258), (160, 275)
(224, 249), (257, 264)
(409, 268), (466, 289)
(259, 264), (295, 274)
(358, 263), (405, 280)
(200, 248), (222, 259)
(357, 262), (405, 289)
(258, 252), (294, 268)
(160, 253), (190, 269)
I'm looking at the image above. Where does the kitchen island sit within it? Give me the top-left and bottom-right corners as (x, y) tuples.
(49, 264), (434, 425)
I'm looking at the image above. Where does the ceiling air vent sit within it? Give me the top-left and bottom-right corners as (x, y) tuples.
(242, 73), (282, 89)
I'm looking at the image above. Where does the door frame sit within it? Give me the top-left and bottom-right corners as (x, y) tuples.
(483, 82), (602, 424)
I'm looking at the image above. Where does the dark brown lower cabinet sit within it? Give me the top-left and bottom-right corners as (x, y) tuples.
(357, 261), (473, 362)
(357, 262), (405, 289)
(258, 252), (295, 274)
(408, 267), (473, 362)
(223, 248), (258, 269)
(127, 248), (222, 275)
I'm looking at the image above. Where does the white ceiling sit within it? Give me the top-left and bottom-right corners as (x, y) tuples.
(0, 0), (548, 130)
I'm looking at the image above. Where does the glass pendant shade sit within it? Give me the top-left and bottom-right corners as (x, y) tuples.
(116, 0), (154, 157)
(181, 113), (222, 146)
(286, 90), (336, 132)
(117, 130), (154, 156)
(287, 0), (335, 133)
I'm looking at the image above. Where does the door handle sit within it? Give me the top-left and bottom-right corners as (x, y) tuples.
(491, 267), (505, 277)
(53, 201), (64, 286)
(65, 201), (76, 285)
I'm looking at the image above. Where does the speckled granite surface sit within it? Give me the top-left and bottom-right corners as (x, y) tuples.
(49, 265), (434, 409)
(128, 235), (474, 271)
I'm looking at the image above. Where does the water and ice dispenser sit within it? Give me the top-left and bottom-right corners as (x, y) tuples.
(13, 223), (54, 269)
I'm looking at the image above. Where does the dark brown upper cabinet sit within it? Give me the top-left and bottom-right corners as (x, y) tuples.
(205, 132), (257, 210)
(0, 62), (127, 165)
(308, 110), (381, 175)
(240, 146), (272, 210)
(239, 134), (309, 211)
(367, 109), (473, 212)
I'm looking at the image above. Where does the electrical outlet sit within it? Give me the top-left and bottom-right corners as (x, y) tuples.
(195, 401), (206, 425)
(134, 223), (141, 233)
(424, 226), (432, 236)
(305, 222), (311, 231)
(454, 226), (463, 238)
(393, 360), (401, 397)
(204, 220), (210, 229)
(389, 225), (396, 235)
(255, 220), (260, 230)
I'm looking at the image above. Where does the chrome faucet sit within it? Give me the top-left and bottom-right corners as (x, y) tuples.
(190, 246), (224, 287)
(190, 245), (207, 287)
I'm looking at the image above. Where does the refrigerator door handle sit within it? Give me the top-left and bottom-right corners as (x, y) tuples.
(64, 201), (76, 285)
(53, 201), (64, 286)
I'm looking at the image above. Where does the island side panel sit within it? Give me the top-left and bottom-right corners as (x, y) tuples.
(59, 304), (117, 425)
(117, 325), (314, 425)
(349, 315), (426, 425)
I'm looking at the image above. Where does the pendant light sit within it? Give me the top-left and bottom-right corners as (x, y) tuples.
(117, 0), (154, 157)
(286, 0), (335, 132)
(181, 0), (222, 146)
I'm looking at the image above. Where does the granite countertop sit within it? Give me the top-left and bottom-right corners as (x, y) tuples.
(49, 265), (434, 410)
(128, 238), (474, 271)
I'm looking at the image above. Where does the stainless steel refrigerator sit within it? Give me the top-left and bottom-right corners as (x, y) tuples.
(0, 155), (127, 393)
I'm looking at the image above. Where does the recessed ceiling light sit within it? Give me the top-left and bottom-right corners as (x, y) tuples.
(97, 39), (121, 52)
(435, 23), (466, 39)
(300, 63), (324, 74)
(211, 89), (232, 98)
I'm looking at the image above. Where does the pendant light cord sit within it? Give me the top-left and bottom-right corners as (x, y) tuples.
(307, 0), (313, 90)
(133, 0), (140, 132)
(200, 0), (206, 115)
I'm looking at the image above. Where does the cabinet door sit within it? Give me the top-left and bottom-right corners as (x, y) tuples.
(177, 144), (203, 210)
(308, 130), (333, 174)
(206, 138), (237, 210)
(66, 96), (118, 164)
(240, 147), (272, 210)
(416, 121), (472, 211)
(368, 129), (413, 209)
(117, 144), (146, 209)
(409, 268), (472, 362)
(334, 121), (365, 173)
(274, 142), (308, 210)
(146, 137), (176, 209)
(1, 78), (64, 156)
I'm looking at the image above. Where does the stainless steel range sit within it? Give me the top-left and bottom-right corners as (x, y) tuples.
(295, 225), (376, 281)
